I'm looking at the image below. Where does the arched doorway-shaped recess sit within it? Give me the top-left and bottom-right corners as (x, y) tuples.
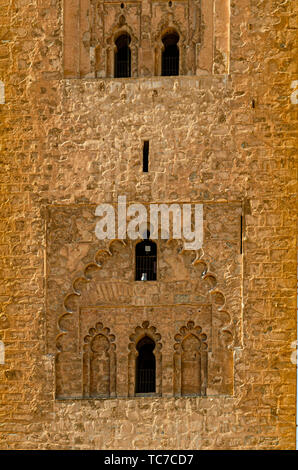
(114, 33), (131, 77)
(135, 336), (156, 393)
(161, 31), (179, 76)
(135, 231), (157, 281)
(82, 323), (116, 398)
(181, 334), (201, 396)
(173, 321), (208, 397)
(89, 333), (110, 397)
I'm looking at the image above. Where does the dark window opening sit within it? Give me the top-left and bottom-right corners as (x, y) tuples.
(115, 34), (131, 78)
(143, 140), (149, 172)
(135, 233), (157, 281)
(162, 32), (179, 76)
(136, 336), (156, 393)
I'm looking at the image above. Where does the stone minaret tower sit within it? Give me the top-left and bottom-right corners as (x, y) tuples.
(0, 0), (297, 450)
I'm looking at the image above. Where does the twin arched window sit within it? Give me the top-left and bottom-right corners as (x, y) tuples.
(114, 31), (180, 78)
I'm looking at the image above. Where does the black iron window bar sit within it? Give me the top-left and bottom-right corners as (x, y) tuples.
(136, 368), (156, 393)
(136, 255), (157, 281)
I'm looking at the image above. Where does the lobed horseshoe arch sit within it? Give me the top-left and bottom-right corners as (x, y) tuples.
(128, 321), (162, 397)
(174, 321), (208, 397)
(82, 322), (116, 398)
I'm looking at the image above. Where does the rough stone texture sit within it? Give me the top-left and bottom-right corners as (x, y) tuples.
(0, 0), (297, 450)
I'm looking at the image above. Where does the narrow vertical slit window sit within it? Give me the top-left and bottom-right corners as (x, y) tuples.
(143, 140), (149, 172)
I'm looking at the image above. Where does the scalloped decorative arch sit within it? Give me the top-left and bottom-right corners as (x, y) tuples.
(106, 20), (139, 78)
(128, 321), (162, 396)
(56, 238), (232, 351)
(82, 322), (116, 398)
(154, 20), (184, 76)
(174, 321), (208, 397)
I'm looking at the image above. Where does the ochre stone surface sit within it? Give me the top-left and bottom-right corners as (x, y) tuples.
(0, 0), (297, 450)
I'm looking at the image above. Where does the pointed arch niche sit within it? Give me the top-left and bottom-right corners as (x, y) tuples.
(82, 322), (116, 398)
(174, 321), (208, 397)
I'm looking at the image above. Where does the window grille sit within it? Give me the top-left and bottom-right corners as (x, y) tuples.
(136, 337), (156, 393)
(162, 32), (179, 76)
(115, 34), (131, 78)
(135, 237), (157, 281)
(136, 369), (155, 393)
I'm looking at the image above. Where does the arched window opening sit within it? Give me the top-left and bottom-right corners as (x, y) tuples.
(114, 33), (131, 78)
(135, 232), (157, 281)
(161, 32), (179, 76)
(136, 336), (156, 393)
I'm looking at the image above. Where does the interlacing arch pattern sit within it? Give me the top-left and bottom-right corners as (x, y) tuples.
(166, 239), (233, 348)
(56, 238), (233, 355)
